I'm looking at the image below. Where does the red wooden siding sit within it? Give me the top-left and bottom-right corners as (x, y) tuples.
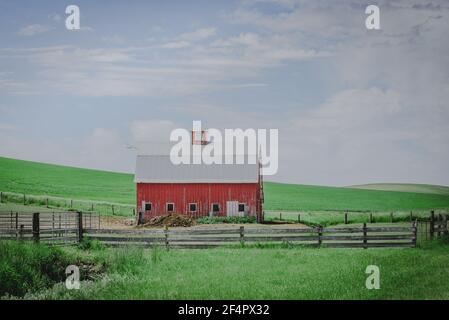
(137, 183), (262, 221)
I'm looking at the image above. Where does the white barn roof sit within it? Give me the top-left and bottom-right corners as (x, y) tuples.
(134, 155), (259, 183)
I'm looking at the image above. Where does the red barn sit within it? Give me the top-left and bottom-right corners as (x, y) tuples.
(135, 155), (263, 222)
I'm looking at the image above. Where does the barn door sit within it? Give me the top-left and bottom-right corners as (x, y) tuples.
(226, 201), (238, 217)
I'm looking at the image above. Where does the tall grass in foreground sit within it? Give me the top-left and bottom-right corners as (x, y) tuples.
(22, 241), (449, 300)
(0, 241), (73, 297)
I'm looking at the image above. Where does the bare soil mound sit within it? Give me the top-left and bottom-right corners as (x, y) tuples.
(140, 213), (196, 227)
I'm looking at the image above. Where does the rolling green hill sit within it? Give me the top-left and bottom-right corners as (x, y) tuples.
(346, 183), (449, 195)
(264, 182), (449, 212)
(1, 156), (449, 212)
(0, 156), (134, 204)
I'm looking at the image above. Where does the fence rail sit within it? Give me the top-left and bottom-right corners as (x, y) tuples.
(0, 190), (135, 216)
(83, 223), (418, 249)
(0, 211), (100, 245)
(0, 211), (447, 249)
(416, 211), (449, 243)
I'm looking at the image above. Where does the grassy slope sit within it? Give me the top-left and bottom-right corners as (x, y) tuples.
(0, 157), (135, 204)
(264, 182), (449, 212)
(1, 156), (449, 212)
(347, 183), (449, 195)
(26, 244), (449, 300)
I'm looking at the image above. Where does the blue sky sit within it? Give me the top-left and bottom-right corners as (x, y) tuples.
(1, 0), (449, 186)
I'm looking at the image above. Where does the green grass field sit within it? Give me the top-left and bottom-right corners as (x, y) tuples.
(263, 210), (435, 227)
(2, 157), (448, 301)
(347, 183), (449, 195)
(1, 156), (449, 216)
(1, 241), (447, 300)
(264, 182), (449, 212)
(0, 157), (134, 204)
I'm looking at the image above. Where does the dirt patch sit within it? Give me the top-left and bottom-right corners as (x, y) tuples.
(98, 215), (308, 230)
(78, 262), (105, 281)
(100, 216), (134, 229)
(139, 213), (196, 228)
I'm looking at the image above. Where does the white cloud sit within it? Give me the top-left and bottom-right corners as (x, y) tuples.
(80, 26), (94, 32)
(48, 13), (61, 22)
(179, 27), (216, 41)
(0, 26), (327, 97)
(17, 24), (51, 36)
(101, 35), (126, 45)
(274, 84), (449, 185)
(130, 120), (179, 154)
(2, 0), (449, 185)
(159, 41), (191, 49)
(0, 128), (134, 173)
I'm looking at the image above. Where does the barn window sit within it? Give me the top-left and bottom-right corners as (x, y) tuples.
(238, 204), (245, 212)
(145, 203), (152, 211)
(166, 203), (174, 212)
(189, 203), (197, 212)
(212, 203), (220, 212)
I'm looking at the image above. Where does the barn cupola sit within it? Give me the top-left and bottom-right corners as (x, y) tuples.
(191, 120), (209, 145)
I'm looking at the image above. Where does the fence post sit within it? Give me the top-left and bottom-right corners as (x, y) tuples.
(23, 194), (26, 205)
(344, 212), (348, 224)
(317, 226), (322, 247)
(112, 205), (115, 215)
(410, 211), (413, 222)
(443, 214), (449, 237)
(363, 223), (367, 249)
(58, 213), (62, 238)
(412, 220), (418, 247)
(32, 212), (40, 243)
(240, 226), (245, 246)
(19, 224), (24, 241)
(437, 214), (442, 238)
(0, 191), (3, 203)
(297, 214), (301, 223)
(78, 211), (83, 243)
(137, 210), (144, 225)
(430, 210), (435, 240)
(164, 225), (169, 250)
(369, 212), (373, 224)
(46, 198), (49, 208)
(390, 212), (394, 223)
(279, 213), (282, 221)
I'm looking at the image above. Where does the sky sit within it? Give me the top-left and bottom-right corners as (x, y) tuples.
(0, 0), (448, 186)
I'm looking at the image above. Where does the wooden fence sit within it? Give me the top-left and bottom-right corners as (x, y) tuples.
(0, 211), (100, 245)
(0, 190), (135, 216)
(416, 211), (449, 243)
(83, 223), (418, 249)
(2, 211), (448, 249)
